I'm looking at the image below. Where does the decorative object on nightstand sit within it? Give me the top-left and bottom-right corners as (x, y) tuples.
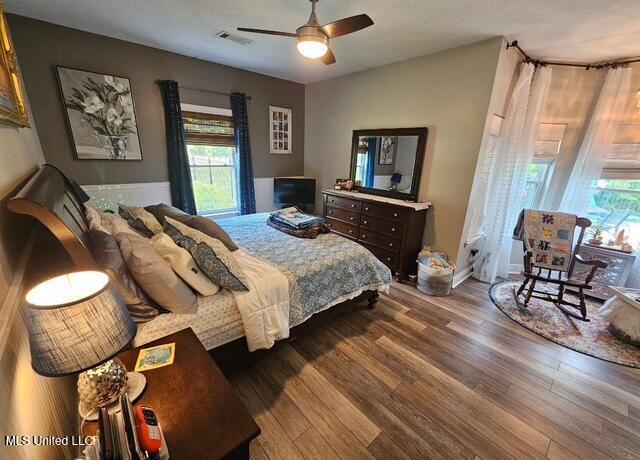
(24, 270), (145, 419)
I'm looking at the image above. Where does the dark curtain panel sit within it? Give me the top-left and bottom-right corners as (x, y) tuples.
(230, 92), (256, 215)
(365, 137), (378, 187)
(158, 80), (197, 214)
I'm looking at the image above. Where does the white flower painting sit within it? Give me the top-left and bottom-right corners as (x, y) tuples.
(56, 67), (142, 160)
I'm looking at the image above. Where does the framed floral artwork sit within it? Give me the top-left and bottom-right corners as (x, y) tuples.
(56, 66), (142, 160)
(269, 106), (291, 154)
(0, 4), (29, 127)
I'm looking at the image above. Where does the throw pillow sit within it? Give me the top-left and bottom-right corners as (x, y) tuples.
(119, 204), (163, 237)
(101, 212), (143, 237)
(85, 205), (108, 233)
(150, 233), (220, 297)
(163, 217), (248, 291)
(116, 231), (198, 314)
(145, 203), (238, 251)
(88, 229), (159, 323)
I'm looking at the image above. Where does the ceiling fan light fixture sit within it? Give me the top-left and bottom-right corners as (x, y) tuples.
(296, 28), (328, 59)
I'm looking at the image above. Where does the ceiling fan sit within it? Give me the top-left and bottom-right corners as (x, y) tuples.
(237, 0), (373, 65)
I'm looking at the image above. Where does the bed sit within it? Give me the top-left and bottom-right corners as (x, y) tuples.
(9, 165), (392, 353)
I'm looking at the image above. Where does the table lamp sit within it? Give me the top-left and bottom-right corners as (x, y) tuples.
(25, 270), (137, 414)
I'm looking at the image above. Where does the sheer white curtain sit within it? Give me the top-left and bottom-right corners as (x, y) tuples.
(560, 66), (633, 214)
(474, 63), (553, 283)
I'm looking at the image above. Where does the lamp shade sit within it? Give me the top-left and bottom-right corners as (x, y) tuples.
(25, 271), (136, 377)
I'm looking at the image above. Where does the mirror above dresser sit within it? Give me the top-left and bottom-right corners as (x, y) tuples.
(350, 127), (428, 201)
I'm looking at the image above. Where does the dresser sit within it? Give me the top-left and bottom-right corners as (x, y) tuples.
(571, 245), (637, 300)
(322, 190), (430, 280)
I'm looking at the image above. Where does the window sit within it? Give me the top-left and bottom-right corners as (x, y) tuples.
(523, 160), (553, 209)
(182, 105), (237, 215)
(588, 179), (640, 249)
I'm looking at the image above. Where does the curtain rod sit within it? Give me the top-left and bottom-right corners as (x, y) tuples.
(155, 81), (252, 100)
(506, 40), (640, 70)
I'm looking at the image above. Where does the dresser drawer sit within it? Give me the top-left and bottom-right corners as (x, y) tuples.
(360, 214), (403, 236)
(359, 229), (400, 253)
(325, 194), (361, 212)
(326, 218), (358, 239)
(363, 243), (398, 269)
(326, 205), (360, 225)
(361, 202), (407, 222)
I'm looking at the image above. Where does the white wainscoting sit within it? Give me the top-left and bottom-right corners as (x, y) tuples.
(84, 178), (276, 213)
(83, 182), (172, 211)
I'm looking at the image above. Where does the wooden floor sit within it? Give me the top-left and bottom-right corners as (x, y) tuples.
(227, 279), (640, 460)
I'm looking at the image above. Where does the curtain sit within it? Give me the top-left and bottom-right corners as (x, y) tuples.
(559, 66), (633, 215)
(474, 63), (553, 283)
(158, 80), (197, 214)
(365, 137), (377, 187)
(230, 92), (256, 215)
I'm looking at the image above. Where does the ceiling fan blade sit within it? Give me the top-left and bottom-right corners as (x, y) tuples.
(320, 14), (373, 38)
(322, 48), (336, 65)
(237, 27), (297, 38)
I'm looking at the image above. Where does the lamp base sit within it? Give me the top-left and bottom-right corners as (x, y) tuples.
(79, 372), (147, 420)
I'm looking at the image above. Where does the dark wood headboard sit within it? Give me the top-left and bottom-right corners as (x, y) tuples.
(7, 164), (96, 269)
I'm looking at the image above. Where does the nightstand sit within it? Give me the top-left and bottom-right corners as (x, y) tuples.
(84, 328), (260, 459)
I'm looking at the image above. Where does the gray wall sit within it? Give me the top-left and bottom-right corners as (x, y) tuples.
(304, 38), (504, 264)
(7, 14), (305, 185)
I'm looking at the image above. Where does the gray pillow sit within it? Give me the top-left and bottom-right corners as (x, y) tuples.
(116, 231), (198, 314)
(88, 229), (160, 323)
(164, 217), (248, 291)
(145, 203), (238, 251)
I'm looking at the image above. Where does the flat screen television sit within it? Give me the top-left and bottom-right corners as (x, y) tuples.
(274, 177), (316, 213)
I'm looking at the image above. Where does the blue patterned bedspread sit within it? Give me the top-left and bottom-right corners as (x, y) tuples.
(218, 213), (392, 325)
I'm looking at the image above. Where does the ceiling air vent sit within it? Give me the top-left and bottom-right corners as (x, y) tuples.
(216, 31), (253, 45)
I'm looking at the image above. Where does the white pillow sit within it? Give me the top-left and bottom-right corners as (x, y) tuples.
(150, 233), (220, 297)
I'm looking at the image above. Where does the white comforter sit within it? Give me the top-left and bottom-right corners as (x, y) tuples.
(231, 250), (290, 351)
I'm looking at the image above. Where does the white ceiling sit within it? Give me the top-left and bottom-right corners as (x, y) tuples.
(6, 0), (640, 84)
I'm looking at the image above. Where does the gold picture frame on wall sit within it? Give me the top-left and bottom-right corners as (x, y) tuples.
(0, 2), (29, 127)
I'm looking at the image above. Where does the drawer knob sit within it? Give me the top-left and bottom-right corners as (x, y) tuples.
(391, 227), (396, 232)
(329, 210), (333, 214)
(363, 220), (368, 224)
(350, 217), (354, 221)
(387, 257), (391, 262)
(389, 243), (393, 247)
(349, 230), (353, 234)
(393, 213), (398, 217)
(351, 204), (355, 208)
(362, 234), (366, 239)
(365, 207), (369, 211)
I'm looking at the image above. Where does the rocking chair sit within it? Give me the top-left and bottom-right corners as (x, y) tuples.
(515, 214), (608, 321)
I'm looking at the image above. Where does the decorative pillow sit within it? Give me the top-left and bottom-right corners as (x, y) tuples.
(85, 205), (108, 233)
(145, 203), (238, 251)
(116, 232), (198, 314)
(164, 217), (248, 291)
(88, 229), (160, 323)
(119, 204), (163, 237)
(150, 233), (220, 297)
(101, 212), (144, 237)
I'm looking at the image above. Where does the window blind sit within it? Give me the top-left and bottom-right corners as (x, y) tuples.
(534, 123), (566, 158)
(603, 123), (640, 178)
(183, 111), (235, 147)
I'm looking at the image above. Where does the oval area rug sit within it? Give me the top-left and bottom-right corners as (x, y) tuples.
(489, 280), (640, 368)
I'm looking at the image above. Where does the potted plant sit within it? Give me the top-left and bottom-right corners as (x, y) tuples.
(587, 221), (606, 246)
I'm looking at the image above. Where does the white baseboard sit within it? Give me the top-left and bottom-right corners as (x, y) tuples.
(509, 263), (523, 274)
(452, 267), (473, 288)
